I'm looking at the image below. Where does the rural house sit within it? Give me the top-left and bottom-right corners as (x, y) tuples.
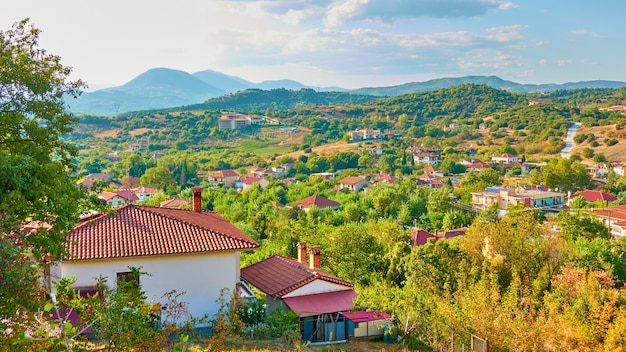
(206, 169), (239, 187)
(337, 176), (368, 192)
(296, 194), (341, 211)
(53, 187), (259, 325)
(241, 243), (357, 344)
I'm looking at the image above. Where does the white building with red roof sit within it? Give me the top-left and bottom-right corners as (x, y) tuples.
(569, 190), (617, 204)
(53, 188), (259, 325)
(337, 176), (368, 192)
(241, 242), (356, 343)
(98, 190), (139, 206)
(491, 153), (519, 164)
(588, 204), (626, 238)
(206, 169), (239, 187)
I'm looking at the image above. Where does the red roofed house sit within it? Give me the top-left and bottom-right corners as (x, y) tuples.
(52, 187), (259, 326)
(411, 229), (437, 246)
(236, 174), (270, 190)
(491, 153), (518, 164)
(241, 242), (357, 343)
(588, 204), (626, 238)
(296, 195), (341, 211)
(207, 169), (239, 187)
(98, 190), (139, 206)
(569, 190), (617, 204)
(337, 176), (368, 192)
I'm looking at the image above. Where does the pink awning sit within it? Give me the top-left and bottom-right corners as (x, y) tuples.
(282, 290), (357, 317)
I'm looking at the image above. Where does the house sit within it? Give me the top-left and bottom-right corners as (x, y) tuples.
(311, 172), (335, 181)
(410, 146), (443, 155)
(296, 195), (341, 211)
(587, 163), (609, 178)
(613, 163), (625, 176)
(411, 229), (437, 246)
(107, 152), (121, 162)
(241, 243), (357, 343)
(337, 176), (368, 192)
(87, 173), (112, 182)
(471, 186), (566, 211)
(459, 158), (492, 173)
(347, 128), (381, 142)
(98, 190), (139, 207)
(422, 165), (444, 177)
(132, 186), (160, 201)
(160, 196), (193, 209)
(343, 310), (393, 339)
(587, 205), (626, 238)
(152, 152), (165, 159)
(206, 169), (239, 187)
(53, 188), (259, 325)
(568, 190), (616, 205)
(491, 153), (518, 164)
(236, 175), (269, 190)
(413, 153), (439, 165)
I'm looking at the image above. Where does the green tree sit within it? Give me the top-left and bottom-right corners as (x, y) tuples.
(0, 19), (99, 347)
(141, 166), (177, 192)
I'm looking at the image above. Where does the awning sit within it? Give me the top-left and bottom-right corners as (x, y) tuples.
(282, 289), (357, 317)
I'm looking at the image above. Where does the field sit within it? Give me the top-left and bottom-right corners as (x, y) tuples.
(571, 124), (626, 163)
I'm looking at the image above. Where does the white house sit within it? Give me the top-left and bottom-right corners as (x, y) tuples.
(53, 187), (259, 325)
(491, 153), (518, 164)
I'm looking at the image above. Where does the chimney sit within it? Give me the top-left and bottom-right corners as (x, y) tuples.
(192, 186), (203, 213)
(297, 242), (307, 263)
(309, 246), (321, 269)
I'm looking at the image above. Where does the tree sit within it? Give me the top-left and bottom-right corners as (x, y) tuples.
(140, 166), (177, 192)
(0, 19), (93, 345)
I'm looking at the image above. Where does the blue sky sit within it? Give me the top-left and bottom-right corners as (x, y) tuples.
(1, 0), (624, 89)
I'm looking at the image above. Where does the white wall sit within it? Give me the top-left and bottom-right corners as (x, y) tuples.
(57, 251), (240, 323)
(282, 280), (351, 298)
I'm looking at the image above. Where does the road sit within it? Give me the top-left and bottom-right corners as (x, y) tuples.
(560, 121), (582, 158)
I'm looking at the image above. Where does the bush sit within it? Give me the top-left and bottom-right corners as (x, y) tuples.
(589, 140), (600, 147)
(582, 147), (595, 158)
(605, 138), (619, 146)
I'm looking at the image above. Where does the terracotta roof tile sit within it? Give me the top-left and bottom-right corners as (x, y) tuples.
(240, 254), (352, 298)
(66, 205), (258, 261)
(338, 176), (366, 186)
(296, 195), (340, 209)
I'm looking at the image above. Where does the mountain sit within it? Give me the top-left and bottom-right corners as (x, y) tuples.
(69, 68), (226, 116)
(350, 75), (626, 96)
(192, 69), (254, 93)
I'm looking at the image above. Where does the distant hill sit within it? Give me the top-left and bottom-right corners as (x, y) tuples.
(69, 68), (226, 116)
(350, 75), (626, 96)
(68, 67), (626, 116)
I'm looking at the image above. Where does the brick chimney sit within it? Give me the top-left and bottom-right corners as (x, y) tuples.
(297, 242), (307, 263)
(192, 186), (203, 213)
(309, 246), (321, 269)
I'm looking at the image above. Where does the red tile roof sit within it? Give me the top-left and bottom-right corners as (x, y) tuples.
(296, 195), (340, 209)
(66, 205), (258, 261)
(571, 190), (616, 203)
(159, 197), (193, 208)
(411, 229), (436, 246)
(240, 254), (353, 298)
(209, 169), (238, 178)
(338, 176), (366, 186)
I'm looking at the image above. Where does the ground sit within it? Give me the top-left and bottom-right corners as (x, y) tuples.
(570, 124), (626, 163)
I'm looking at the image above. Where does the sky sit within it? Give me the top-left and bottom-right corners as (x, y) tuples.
(1, 0), (625, 90)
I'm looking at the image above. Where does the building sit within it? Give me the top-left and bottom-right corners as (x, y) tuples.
(206, 169), (239, 187)
(98, 190), (139, 207)
(491, 153), (519, 164)
(347, 128), (381, 142)
(337, 176), (368, 192)
(569, 190), (616, 205)
(53, 188), (259, 325)
(471, 186), (566, 211)
(344, 310), (393, 339)
(296, 195), (341, 211)
(236, 175), (269, 190)
(132, 186), (160, 201)
(218, 112), (266, 130)
(241, 243), (356, 344)
(413, 153), (439, 165)
(587, 204), (626, 238)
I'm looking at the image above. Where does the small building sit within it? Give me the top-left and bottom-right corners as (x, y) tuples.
(491, 153), (518, 164)
(413, 153), (439, 165)
(132, 186), (160, 201)
(411, 229), (436, 246)
(343, 310), (393, 339)
(237, 175), (270, 190)
(86, 173), (112, 182)
(207, 169), (239, 187)
(587, 204), (626, 238)
(296, 195), (341, 211)
(160, 196), (193, 209)
(347, 128), (382, 142)
(241, 243), (356, 344)
(471, 186), (566, 211)
(98, 190), (139, 207)
(569, 190), (616, 205)
(337, 176), (368, 192)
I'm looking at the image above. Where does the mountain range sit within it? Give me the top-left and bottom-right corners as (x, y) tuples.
(67, 68), (626, 116)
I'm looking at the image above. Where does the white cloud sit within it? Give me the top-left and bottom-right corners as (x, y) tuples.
(539, 59), (548, 65)
(557, 60), (572, 67)
(498, 2), (518, 10)
(571, 29), (601, 38)
(323, 0), (368, 27)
